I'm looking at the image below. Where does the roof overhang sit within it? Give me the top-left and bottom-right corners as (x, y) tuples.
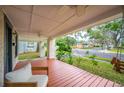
(1, 5), (123, 40)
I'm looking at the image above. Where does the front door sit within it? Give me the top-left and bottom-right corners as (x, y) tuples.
(4, 16), (13, 75)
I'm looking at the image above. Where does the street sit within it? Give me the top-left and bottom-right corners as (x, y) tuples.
(72, 48), (124, 61)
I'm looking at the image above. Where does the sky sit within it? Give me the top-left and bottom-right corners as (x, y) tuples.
(67, 30), (90, 42)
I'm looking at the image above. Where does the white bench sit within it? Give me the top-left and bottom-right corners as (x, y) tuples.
(5, 63), (48, 87)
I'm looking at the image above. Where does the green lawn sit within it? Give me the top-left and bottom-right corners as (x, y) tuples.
(81, 46), (101, 50)
(18, 52), (39, 60)
(109, 48), (124, 53)
(62, 57), (124, 85)
(85, 55), (111, 62)
(81, 47), (93, 50)
(95, 56), (111, 62)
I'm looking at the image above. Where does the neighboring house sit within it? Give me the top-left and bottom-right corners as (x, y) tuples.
(76, 42), (91, 49)
(76, 43), (83, 48)
(18, 41), (37, 54)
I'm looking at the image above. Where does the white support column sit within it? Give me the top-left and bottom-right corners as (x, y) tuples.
(47, 38), (56, 59)
(39, 41), (45, 58)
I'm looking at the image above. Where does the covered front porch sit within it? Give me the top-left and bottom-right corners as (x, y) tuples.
(15, 59), (121, 87)
(0, 5), (124, 87)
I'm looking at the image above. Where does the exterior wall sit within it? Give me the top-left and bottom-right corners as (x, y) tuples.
(18, 41), (37, 54)
(0, 10), (18, 86)
(0, 10), (4, 87)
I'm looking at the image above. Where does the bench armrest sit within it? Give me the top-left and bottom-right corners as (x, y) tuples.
(5, 81), (37, 87)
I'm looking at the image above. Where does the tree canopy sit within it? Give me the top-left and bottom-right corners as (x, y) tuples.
(87, 18), (124, 48)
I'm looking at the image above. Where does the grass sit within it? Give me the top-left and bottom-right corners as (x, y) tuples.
(81, 46), (101, 50)
(109, 48), (124, 53)
(62, 57), (124, 85)
(85, 55), (111, 62)
(82, 47), (93, 50)
(18, 52), (39, 60)
(95, 56), (112, 62)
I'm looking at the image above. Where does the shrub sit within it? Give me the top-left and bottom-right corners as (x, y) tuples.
(67, 53), (73, 65)
(85, 51), (89, 56)
(56, 36), (73, 61)
(68, 57), (73, 65)
(76, 57), (82, 66)
(89, 54), (98, 65)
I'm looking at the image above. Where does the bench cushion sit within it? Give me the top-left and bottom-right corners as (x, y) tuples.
(5, 63), (32, 82)
(28, 75), (48, 87)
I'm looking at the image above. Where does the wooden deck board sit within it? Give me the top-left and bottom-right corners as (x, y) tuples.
(52, 70), (86, 87)
(49, 70), (82, 86)
(105, 80), (114, 87)
(96, 78), (108, 87)
(74, 74), (94, 87)
(58, 71), (87, 87)
(65, 72), (90, 87)
(15, 59), (121, 87)
(81, 75), (98, 87)
(113, 82), (121, 87)
(89, 77), (103, 87)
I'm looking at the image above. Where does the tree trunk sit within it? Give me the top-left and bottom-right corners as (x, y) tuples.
(36, 42), (40, 52)
(113, 36), (121, 48)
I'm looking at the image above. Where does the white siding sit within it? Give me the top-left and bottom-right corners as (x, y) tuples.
(0, 10), (4, 87)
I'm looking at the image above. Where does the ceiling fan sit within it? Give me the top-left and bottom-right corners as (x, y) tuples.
(58, 5), (88, 17)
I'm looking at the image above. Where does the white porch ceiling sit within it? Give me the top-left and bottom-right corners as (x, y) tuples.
(1, 5), (123, 39)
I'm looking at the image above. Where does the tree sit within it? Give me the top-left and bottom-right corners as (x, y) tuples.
(36, 42), (40, 52)
(104, 18), (124, 48)
(87, 26), (111, 49)
(65, 36), (77, 46)
(87, 18), (124, 49)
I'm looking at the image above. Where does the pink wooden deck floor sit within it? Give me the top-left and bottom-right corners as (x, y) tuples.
(15, 59), (121, 87)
